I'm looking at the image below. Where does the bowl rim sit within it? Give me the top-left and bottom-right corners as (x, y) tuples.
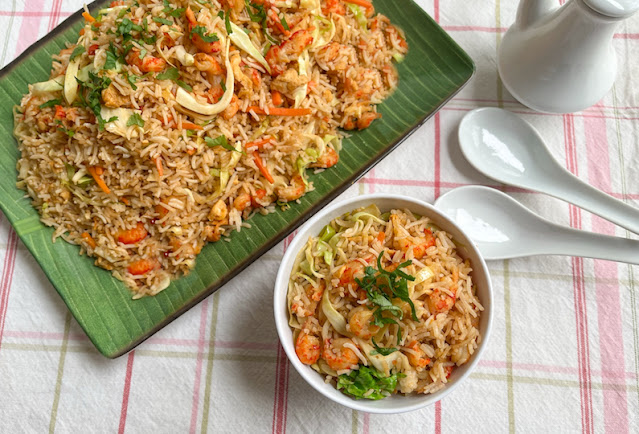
(273, 193), (494, 414)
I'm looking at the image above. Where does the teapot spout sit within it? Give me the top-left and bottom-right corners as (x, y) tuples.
(516, 0), (557, 28)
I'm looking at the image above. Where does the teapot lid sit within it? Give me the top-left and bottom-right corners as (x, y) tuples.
(584, 0), (639, 18)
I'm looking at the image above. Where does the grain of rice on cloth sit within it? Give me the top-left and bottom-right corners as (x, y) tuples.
(12, 0), (408, 296)
(288, 206), (482, 397)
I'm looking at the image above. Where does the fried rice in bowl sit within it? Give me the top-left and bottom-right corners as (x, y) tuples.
(273, 194), (493, 413)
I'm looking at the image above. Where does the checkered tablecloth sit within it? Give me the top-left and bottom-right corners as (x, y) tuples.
(1, 0), (638, 432)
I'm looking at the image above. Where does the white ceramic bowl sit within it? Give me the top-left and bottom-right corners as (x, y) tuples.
(273, 194), (494, 414)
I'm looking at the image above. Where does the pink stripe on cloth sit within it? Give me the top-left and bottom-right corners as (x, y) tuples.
(584, 106), (629, 434)
(118, 351), (136, 434)
(564, 114), (594, 434)
(434, 113), (441, 199)
(189, 299), (210, 434)
(435, 401), (442, 434)
(47, 0), (64, 32)
(271, 343), (289, 434)
(15, 0), (47, 55)
(0, 229), (18, 353)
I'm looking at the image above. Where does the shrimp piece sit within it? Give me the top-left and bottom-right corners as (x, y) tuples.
(127, 258), (158, 275)
(194, 53), (224, 76)
(117, 222), (148, 245)
(295, 320), (321, 365)
(209, 199), (228, 221)
(426, 286), (457, 315)
(391, 214), (436, 259)
(348, 306), (380, 339)
(265, 29), (313, 76)
(322, 0), (346, 15)
(222, 95), (239, 120)
(291, 281), (326, 318)
(336, 260), (365, 288)
(322, 338), (359, 371)
(275, 175), (306, 202)
(271, 68), (309, 99)
(126, 49), (166, 73)
(233, 191), (251, 211)
(404, 341), (430, 371)
(185, 7), (222, 54)
(310, 147), (338, 169)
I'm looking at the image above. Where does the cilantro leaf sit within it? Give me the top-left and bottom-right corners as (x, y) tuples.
(126, 113), (145, 127)
(176, 80), (193, 92)
(123, 72), (138, 90)
(191, 25), (219, 43)
(205, 135), (244, 154)
(225, 11), (232, 34)
(370, 338), (398, 356)
(153, 17), (173, 25)
(156, 67), (179, 81)
(39, 99), (61, 109)
(69, 45), (85, 62)
(103, 44), (119, 70)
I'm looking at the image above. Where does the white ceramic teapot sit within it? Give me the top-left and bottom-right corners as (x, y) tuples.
(498, 0), (639, 113)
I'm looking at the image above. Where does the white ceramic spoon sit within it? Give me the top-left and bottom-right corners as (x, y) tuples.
(458, 107), (639, 235)
(434, 186), (639, 264)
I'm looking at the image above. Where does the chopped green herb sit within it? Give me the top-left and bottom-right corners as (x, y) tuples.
(69, 45), (85, 62)
(76, 72), (114, 130)
(205, 135), (242, 153)
(220, 80), (227, 92)
(103, 44), (119, 70)
(225, 11), (232, 34)
(156, 67), (180, 81)
(162, 1), (185, 17)
(176, 80), (193, 92)
(153, 16), (173, 26)
(117, 7), (130, 19)
(126, 113), (145, 128)
(186, 130), (195, 137)
(280, 14), (289, 31)
(55, 120), (75, 137)
(39, 99), (61, 109)
(190, 25), (219, 43)
(370, 338), (398, 356)
(123, 72), (138, 90)
(337, 366), (403, 400)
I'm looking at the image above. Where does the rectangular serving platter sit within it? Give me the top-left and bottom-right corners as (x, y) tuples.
(0, 0), (474, 357)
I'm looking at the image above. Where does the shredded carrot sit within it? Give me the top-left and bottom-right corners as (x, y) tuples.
(154, 156), (164, 177)
(186, 148), (196, 156)
(87, 166), (111, 195)
(244, 137), (275, 150)
(271, 90), (283, 107)
(94, 166), (104, 176)
(246, 106), (311, 116)
(377, 232), (385, 243)
(54, 105), (65, 120)
(180, 122), (203, 130)
(252, 151), (274, 184)
(79, 28), (85, 36)
(82, 11), (95, 23)
(343, 0), (373, 9)
(121, 197), (130, 205)
(81, 232), (97, 249)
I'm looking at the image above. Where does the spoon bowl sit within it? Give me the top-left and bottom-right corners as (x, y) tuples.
(458, 108), (639, 235)
(434, 186), (639, 264)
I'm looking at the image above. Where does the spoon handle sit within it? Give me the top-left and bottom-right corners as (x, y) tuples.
(546, 171), (639, 236)
(544, 223), (639, 265)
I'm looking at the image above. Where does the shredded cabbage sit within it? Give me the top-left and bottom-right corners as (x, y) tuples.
(31, 77), (64, 94)
(175, 46), (194, 66)
(346, 4), (368, 30)
(229, 22), (271, 74)
(176, 38), (234, 115)
(99, 107), (140, 138)
(64, 57), (81, 104)
(321, 290), (350, 335)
